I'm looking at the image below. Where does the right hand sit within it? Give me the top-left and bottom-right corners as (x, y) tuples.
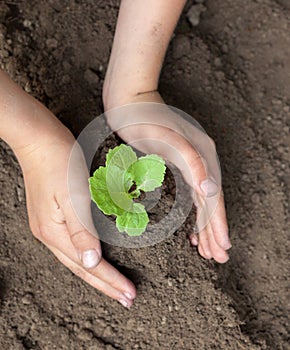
(14, 115), (136, 308)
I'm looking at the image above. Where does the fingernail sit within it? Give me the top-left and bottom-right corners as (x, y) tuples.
(191, 236), (199, 246)
(119, 299), (129, 308)
(190, 234), (199, 246)
(81, 249), (100, 269)
(219, 235), (232, 250)
(124, 292), (134, 300)
(223, 239), (232, 250)
(222, 254), (230, 263)
(200, 178), (219, 197)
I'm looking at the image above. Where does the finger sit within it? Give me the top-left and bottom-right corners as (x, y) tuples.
(64, 143), (102, 268)
(192, 197), (230, 263)
(197, 226), (212, 260)
(63, 201), (102, 269)
(209, 193), (231, 250)
(93, 259), (137, 299)
(191, 160), (219, 200)
(196, 241), (206, 259)
(186, 146), (221, 245)
(62, 203), (137, 300)
(205, 221), (229, 263)
(60, 188), (102, 269)
(186, 145), (230, 261)
(43, 224), (136, 301)
(47, 244), (135, 308)
(190, 202), (212, 259)
(189, 233), (199, 246)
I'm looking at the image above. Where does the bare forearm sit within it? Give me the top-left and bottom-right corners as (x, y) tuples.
(0, 69), (71, 152)
(103, 0), (186, 109)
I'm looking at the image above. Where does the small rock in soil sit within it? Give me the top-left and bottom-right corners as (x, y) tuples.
(187, 4), (206, 27)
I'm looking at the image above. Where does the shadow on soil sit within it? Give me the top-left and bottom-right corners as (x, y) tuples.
(159, 86), (272, 349)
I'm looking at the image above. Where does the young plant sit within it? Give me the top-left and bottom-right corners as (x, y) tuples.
(89, 144), (166, 236)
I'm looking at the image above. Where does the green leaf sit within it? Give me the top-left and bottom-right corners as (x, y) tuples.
(116, 203), (149, 236)
(128, 154), (166, 192)
(89, 144), (166, 236)
(106, 165), (134, 212)
(89, 166), (124, 216)
(106, 144), (137, 170)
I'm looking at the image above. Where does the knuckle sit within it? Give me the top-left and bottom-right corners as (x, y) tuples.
(61, 193), (91, 215)
(36, 224), (56, 244)
(190, 148), (202, 162)
(37, 225), (49, 241)
(188, 153), (206, 171)
(29, 219), (47, 242)
(60, 196), (73, 211)
(70, 229), (87, 242)
(70, 229), (98, 247)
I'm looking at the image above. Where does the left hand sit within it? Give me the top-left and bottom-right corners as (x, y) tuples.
(104, 91), (231, 263)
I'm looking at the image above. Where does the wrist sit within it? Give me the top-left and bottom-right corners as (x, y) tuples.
(5, 100), (75, 165)
(102, 55), (161, 111)
(103, 74), (161, 111)
(13, 104), (72, 153)
(14, 118), (74, 175)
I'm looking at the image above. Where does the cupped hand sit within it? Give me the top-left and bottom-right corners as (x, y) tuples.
(15, 122), (136, 308)
(105, 91), (231, 263)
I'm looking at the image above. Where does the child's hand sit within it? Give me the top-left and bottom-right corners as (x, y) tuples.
(0, 68), (135, 306)
(102, 0), (230, 262)
(14, 124), (136, 308)
(105, 91), (231, 263)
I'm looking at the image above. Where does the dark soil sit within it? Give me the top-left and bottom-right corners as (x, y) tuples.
(0, 0), (289, 349)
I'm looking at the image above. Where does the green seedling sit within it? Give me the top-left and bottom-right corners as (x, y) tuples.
(89, 144), (166, 236)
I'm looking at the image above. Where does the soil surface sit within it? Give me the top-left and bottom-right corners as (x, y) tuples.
(0, 0), (289, 349)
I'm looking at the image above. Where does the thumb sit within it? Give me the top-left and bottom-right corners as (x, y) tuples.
(64, 142), (102, 269)
(63, 197), (102, 269)
(185, 147), (220, 199)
